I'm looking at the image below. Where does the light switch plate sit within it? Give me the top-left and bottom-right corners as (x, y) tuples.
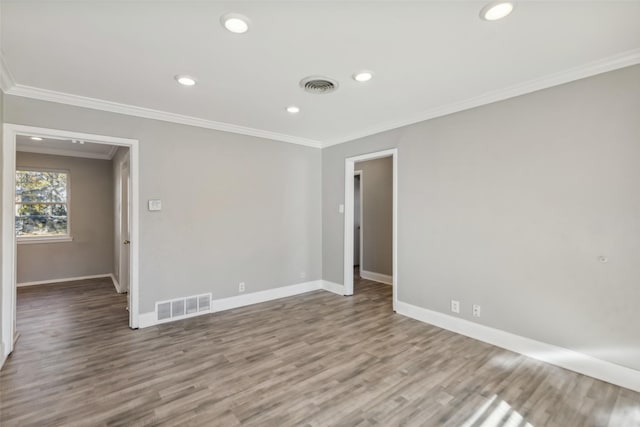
(339, 204), (345, 213)
(148, 199), (162, 211)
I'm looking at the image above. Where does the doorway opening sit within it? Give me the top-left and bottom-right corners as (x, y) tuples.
(1, 124), (140, 364)
(343, 148), (398, 311)
(354, 171), (362, 272)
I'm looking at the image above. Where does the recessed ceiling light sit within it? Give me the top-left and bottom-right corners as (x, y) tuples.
(480, 1), (514, 21)
(175, 75), (197, 86)
(353, 71), (374, 82)
(221, 13), (250, 34)
(286, 106), (300, 114)
(30, 136), (43, 141)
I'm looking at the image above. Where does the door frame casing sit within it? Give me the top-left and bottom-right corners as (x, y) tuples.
(343, 148), (397, 311)
(1, 124), (140, 363)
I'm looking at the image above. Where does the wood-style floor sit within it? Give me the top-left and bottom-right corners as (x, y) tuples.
(1, 275), (639, 426)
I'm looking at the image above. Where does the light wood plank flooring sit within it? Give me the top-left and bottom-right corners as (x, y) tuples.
(1, 276), (639, 426)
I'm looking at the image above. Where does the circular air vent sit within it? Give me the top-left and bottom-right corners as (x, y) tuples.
(300, 76), (339, 94)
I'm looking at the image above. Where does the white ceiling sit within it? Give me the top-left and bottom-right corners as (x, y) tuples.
(16, 134), (118, 160)
(2, 1), (639, 147)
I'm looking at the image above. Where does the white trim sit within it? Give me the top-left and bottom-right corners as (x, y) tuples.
(322, 49), (640, 147)
(138, 280), (324, 328)
(396, 301), (640, 393)
(17, 236), (73, 245)
(16, 144), (118, 160)
(212, 281), (322, 313)
(344, 149), (398, 311)
(17, 273), (113, 287)
(0, 51), (15, 93)
(2, 50), (637, 149)
(360, 270), (392, 285)
(4, 84), (323, 149)
(321, 280), (346, 296)
(1, 130), (16, 364)
(138, 312), (157, 328)
(2, 124), (141, 348)
(110, 274), (124, 294)
(0, 343), (6, 371)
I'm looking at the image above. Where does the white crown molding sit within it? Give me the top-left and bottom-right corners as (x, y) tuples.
(106, 145), (119, 160)
(0, 51), (16, 93)
(322, 48), (640, 148)
(16, 144), (118, 160)
(2, 49), (638, 149)
(3, 83), (323, 149)
(396, 301), (640, 393)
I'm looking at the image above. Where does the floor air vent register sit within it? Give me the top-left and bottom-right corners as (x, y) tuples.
(156, 293), (212, 322)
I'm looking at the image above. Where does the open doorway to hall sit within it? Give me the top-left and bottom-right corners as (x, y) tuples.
(1, 124), (140, 362)
(13, 134), (131, 342)
(353, 157), (393, 293)
(344, 149), (398, 310)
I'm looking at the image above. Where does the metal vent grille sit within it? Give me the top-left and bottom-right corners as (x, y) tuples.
(186, 296), (198, 315)
(158, 302), (171, 321)
(155, 293), (212, 323)
(198, 295), (210, 312)
(300, 76), (338, 94)
(172, 300), (185, 317)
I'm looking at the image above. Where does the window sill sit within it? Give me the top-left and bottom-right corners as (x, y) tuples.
(17, 236), (73, 245)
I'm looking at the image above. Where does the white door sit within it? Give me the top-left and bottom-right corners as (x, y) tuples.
(119, 156), (130, 295)
(354, 173), (361, 267)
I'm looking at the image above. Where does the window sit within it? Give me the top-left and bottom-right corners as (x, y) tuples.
(16, 169), (71, 242)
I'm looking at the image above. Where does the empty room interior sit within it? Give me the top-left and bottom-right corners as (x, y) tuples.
(0, 1), (639, 426)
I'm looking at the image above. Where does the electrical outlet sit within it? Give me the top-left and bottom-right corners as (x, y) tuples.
(300, 271), (306, 279)
(238, 282), (245, 293)
(473, 304), (481, 317)
(451, 300), (460, 314)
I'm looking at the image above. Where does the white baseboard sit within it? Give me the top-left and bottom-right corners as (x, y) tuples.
(138, 280), (325, 328)
(138, 312), (157, 329)
(212, 281), (322, 313)
(396, 301), (640, 393)
(321, 280), (346, 295)
(110, 274), (125, 294)
(0, 343), (6, 371)
(17, 274), (113, 287)
(360, 270), (393, 285)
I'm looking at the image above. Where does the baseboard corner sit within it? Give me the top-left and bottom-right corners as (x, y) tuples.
(359, 270), (393, 285)
(321, 280), (346, 295)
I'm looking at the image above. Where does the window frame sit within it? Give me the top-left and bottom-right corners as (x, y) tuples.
(15, 166), (73, 244)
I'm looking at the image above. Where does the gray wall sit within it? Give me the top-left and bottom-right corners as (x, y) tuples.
(4, 95), (323, 313)
(323, 65), (640, 371)
(355, 157), (392, 276)
(16, 152), (114, 284)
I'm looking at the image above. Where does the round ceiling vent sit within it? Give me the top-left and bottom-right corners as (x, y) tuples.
(300, 76), (339, 94)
